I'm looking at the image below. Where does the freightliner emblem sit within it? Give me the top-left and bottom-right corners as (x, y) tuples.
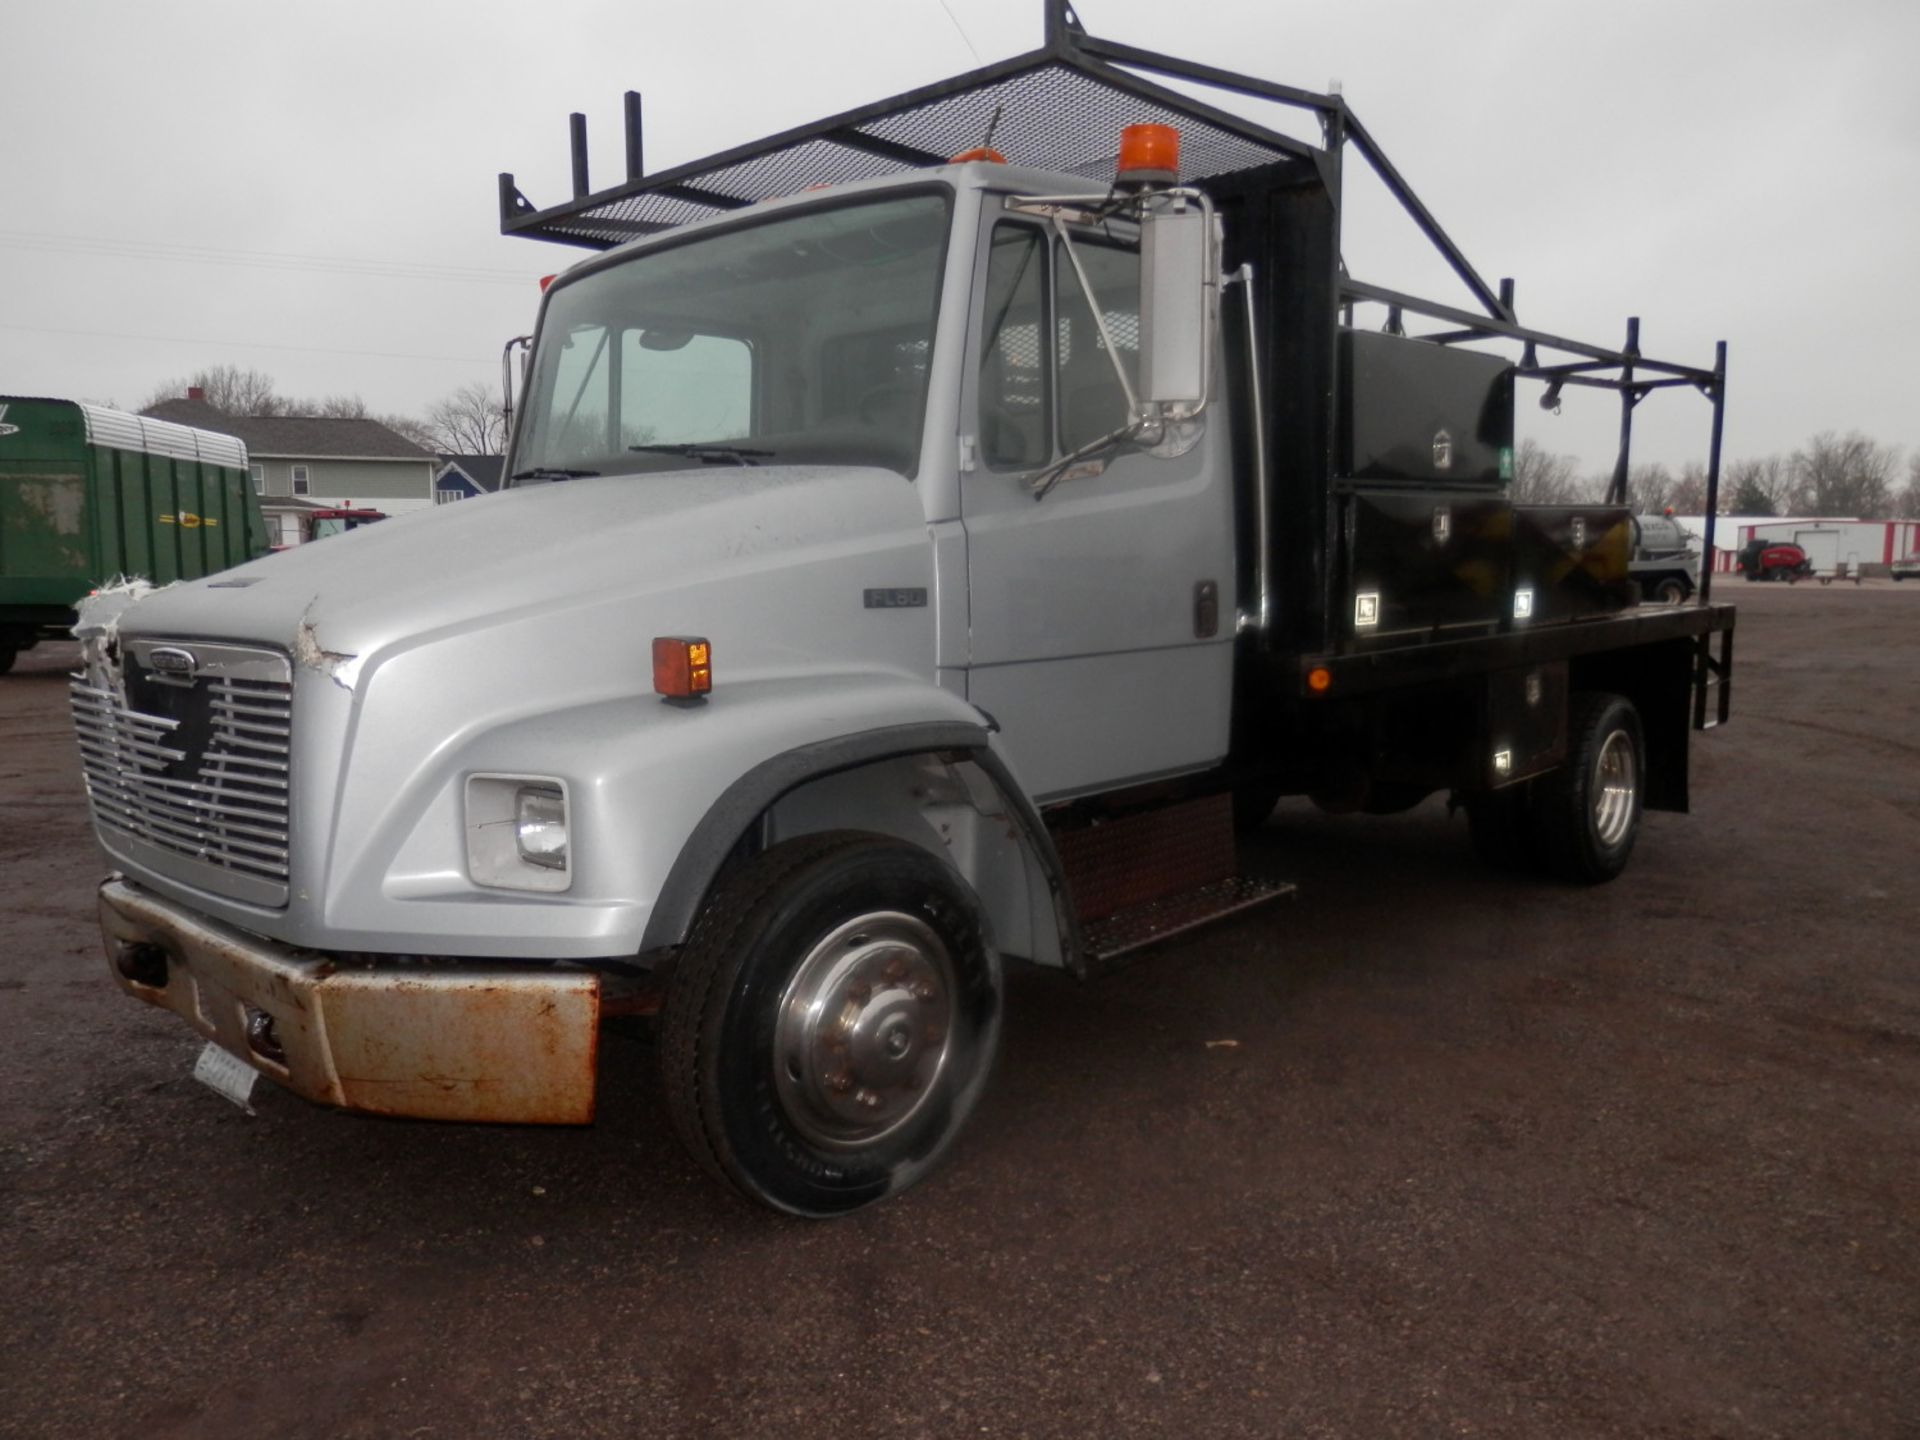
(147, 647), (198, 678)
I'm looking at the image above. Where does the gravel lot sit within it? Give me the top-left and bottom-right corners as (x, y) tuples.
(2, 580), (1915, 1439)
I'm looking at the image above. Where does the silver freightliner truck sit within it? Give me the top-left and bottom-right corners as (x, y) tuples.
(73, 4), (1736, 1214)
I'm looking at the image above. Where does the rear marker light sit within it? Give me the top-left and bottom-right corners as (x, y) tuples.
(1307, 666), (1333, 695)
(653, 636), (712, 699)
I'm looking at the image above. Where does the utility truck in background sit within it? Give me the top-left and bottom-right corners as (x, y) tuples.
(1628, 512), (1700, 603)
(70, 2), (1737, 1215)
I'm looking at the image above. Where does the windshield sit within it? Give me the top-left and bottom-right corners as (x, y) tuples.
(511, 191), (952, 482)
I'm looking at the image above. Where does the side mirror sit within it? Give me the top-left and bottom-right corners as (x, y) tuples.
(1138, 199), (1215, 418)
(501, 333), (533, 442)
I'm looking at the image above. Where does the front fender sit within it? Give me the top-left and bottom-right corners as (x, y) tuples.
(329, 672), (992, 958)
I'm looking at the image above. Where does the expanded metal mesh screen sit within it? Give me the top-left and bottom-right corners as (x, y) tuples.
(522, 61), (1297, 249)
(861, 64), (1288, 186)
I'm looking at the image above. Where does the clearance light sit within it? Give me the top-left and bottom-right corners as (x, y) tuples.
(539, 274), (557, 292)
(653, 636), (712, 699)
(949, 146), (1007, 164)
(1307, 666), (1334, 695)
(1117, 123), (1180, 186)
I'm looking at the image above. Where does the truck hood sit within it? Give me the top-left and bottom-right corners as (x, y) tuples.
(115, 465), (929, 671)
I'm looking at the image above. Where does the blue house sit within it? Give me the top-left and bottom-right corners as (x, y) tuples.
(433, 454), (505, 504)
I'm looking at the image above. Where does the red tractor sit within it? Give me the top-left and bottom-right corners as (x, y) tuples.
(1737, 538), (1812, 583)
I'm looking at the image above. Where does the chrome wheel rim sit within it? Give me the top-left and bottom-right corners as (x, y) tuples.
(1593, 729), (1637, 847)
(773, 911), (956, 1148)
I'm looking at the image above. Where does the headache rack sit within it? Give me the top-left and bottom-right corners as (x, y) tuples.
(497, 0), (1728, 594)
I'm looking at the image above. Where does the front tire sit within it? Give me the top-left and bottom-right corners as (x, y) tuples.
(660, 832), (1002, 1217)
(1533, 692), (1645, 884)
(1654, 577), (1689, 604)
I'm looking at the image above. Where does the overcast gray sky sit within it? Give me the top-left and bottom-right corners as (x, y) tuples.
(4, 0), (1915, 477)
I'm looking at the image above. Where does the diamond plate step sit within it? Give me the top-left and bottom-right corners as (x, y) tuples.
(1082, 874), (1295, 963)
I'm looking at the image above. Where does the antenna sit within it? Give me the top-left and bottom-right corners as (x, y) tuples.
(931, 0), (983, 65)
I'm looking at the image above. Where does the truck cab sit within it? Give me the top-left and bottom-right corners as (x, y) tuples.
(73, 3), (1735, 1216)
(510, 168), (1233, 801)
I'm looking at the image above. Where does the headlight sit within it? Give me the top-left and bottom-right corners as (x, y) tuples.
(514, 784), (568, 870)
(465, 774), (571, 893)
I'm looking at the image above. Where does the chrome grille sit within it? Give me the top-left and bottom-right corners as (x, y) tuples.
(71, 638), (293, 908)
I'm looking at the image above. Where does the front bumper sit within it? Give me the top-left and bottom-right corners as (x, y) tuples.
(99, 877), (600, 1124)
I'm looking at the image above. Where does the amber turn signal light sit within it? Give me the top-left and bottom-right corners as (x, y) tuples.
(1306, 666), (1333, 695)
(653, 637), (712, 698)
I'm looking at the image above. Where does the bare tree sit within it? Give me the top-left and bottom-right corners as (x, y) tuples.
(1723, 455), (1792, 515)
(1900, 451), (1920, 519)
(424, 381), (508, 455)
(143, 363), (285, 415)
(1666, 461), (1710, 515)
(377, 412), (439, 451)
(1791, 430), (1898, 517)
(296, 393), (371, 419)
(1624, 462), (1679, 514)
(1510, 438), (1584, 504)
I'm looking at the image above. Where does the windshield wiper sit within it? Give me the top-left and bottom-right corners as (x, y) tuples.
(509, 466), (601, 482)
(628, 442), (772, 466)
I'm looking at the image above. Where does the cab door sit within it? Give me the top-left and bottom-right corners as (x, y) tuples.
(960, 211), (1236, 802)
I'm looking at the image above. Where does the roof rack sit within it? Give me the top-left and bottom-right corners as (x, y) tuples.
(498, 1), (1726, 568)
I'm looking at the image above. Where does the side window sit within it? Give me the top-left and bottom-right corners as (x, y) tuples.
(618, 330), (752, 445)
(978, 224), (1050, 469)
(1055, 239), (1140, 454)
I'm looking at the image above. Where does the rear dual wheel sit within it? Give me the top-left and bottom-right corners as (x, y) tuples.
(660, 832), (1002, 1217)
(1466, 692), (1645, 885)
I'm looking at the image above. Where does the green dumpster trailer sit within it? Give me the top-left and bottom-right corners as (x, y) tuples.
(0, 397), (269, 673)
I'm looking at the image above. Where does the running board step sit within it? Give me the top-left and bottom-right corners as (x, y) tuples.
(1083, 875), (1295, 963)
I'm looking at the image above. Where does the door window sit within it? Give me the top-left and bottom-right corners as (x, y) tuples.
(1054, 239), (1140, 454)
(976, 222), (1142, 466)
(978, 224), (1051, 470)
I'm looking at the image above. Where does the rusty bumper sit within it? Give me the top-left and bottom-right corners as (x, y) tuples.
(98, 878), (600, 1124)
